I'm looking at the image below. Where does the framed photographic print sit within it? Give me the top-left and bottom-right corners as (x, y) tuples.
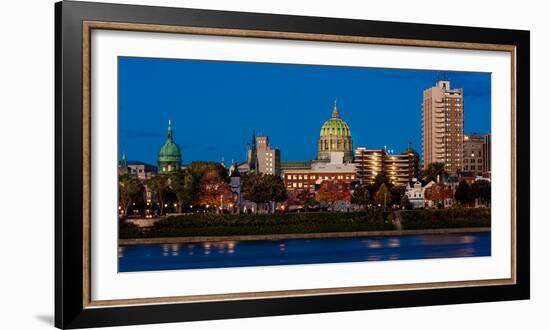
(55, 0), (530, 328)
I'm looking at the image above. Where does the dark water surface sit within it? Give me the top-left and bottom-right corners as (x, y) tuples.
(118, 232), (491, 272)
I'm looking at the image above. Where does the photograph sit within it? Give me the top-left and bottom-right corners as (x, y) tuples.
(116, 57), (492, 272)
(50, 1), (531, 327)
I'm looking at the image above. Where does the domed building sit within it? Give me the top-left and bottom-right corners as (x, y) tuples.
(317, 101), (353, 163)
(158, 120), (182, 173)
(281, 101), (357, 195)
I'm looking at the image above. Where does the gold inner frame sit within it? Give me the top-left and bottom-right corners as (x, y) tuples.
(82, 20), (517, 308)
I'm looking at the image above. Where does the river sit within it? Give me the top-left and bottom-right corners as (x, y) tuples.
(118, 232), (490, 272)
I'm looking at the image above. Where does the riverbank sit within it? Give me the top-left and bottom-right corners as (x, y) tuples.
(119, 226), (491, 246)
(119, 208), (490, 240)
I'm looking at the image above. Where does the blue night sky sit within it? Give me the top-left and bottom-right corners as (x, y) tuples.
(118, 56), (491, 165)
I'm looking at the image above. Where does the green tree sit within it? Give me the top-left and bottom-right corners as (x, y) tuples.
(169, 169), (196, 212)
(373, 172), (392, 190)
(242, 173), (287, 213)
(390, 185), (406, 206)
(374, 183), (390, 209)
(351, 185), (371, 210)
(242, 172), (268, 212)
(147, 175), (171, 215)
(454, 181), (472, 206)
(470, 180), (491, 206)
(264, 175), (288, 204)
(423, 162), (447, 183)
(400, 195), (412, 210)
(187, 161), (228, 182)
(118, 174), (143, 217)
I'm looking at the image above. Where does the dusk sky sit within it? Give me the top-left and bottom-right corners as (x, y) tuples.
(118, 56), (491, 165)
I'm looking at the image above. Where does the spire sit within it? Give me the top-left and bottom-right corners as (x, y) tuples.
(167, 120), (173, 142)
(249, 129), (258, 171)
(121, 150), (128, 167)
(332, 99), (340, 118)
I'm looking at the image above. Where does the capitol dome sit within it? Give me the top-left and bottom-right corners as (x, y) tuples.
(320, 108), (352, 137)
(158, 120), (182, 173)
(317, 101), (353, 162)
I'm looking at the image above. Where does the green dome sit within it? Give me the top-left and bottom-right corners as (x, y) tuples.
(158, 121), (182, 163)
(158, 142), (181, 162)
(320, 103), (351, 137)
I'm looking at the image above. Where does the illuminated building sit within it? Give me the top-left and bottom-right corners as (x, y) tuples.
(422, 80), (464, 174)
(354, 147), (419, 186)
(317, 100), (353, 163)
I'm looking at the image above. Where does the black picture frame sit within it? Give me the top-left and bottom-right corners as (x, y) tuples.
(55, 1), (530, 328)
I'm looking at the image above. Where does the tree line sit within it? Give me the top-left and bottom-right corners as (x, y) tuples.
(118, 161), (287, 217)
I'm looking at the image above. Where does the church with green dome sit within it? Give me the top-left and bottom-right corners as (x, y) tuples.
(317, 101), (354, 163)
(158, 120), (182, 173)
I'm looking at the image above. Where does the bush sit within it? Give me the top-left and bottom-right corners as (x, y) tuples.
(400, 208), (490, 230)
(119, 210), (394, 238)
(118, 220), (143, 238)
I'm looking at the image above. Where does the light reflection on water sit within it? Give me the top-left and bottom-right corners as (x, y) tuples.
(119, 232), (490, 272)
(419, 234), (477, 246)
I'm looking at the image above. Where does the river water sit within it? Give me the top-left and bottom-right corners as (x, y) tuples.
(118, 232), (490, 272)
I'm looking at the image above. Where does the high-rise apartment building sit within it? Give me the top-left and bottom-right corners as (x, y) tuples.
(422, 80), (464, 174)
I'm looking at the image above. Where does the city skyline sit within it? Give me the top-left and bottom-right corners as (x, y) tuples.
(118, 56), (491, 165)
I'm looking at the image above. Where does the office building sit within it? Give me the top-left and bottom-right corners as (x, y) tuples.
(463, 133), (485, 176)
